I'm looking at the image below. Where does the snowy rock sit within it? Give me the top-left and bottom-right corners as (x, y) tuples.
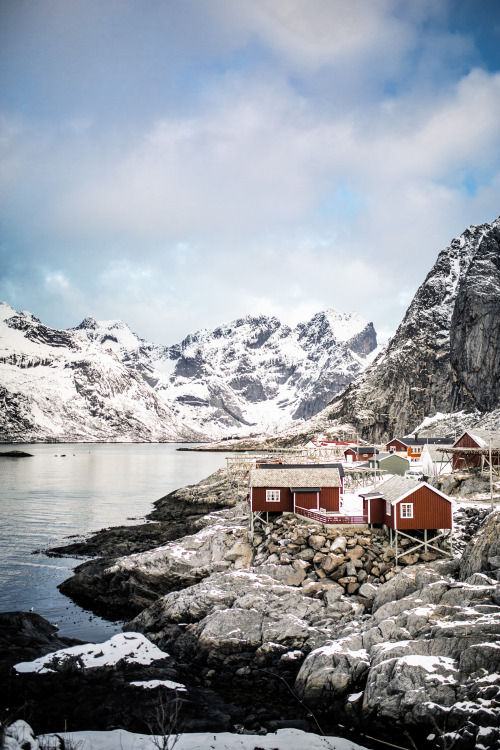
(294, 558), (500, 747)
(0, 302), (377, 441)
(460, 510), (500, 580)
(59, 502), (251, 617)
(126, 568), (360, 657)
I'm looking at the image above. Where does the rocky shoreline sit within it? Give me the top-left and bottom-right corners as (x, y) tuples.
(3, 469), (500, 749)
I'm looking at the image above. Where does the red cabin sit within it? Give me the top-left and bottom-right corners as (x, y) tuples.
(249, 464), (344, 515)
(344, 446), (378, 462)
(451, 430), (500, 471)
(360, 475), (453, 530)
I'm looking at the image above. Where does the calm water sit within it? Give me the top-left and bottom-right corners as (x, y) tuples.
(0, 443), (229, 642)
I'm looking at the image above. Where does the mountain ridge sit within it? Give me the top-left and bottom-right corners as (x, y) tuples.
(0, 303), (377, 442)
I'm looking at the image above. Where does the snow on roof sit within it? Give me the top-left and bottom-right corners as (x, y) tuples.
(249, 467), (342, 488)
(422, 444), (453, 460)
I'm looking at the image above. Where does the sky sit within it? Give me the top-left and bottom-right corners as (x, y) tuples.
(1, 0), (500, 346)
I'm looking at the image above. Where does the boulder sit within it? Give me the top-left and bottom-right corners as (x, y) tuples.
(295, 555), (500, 747)
(460, 510), (500, 580)
(59, 503), (251, 617)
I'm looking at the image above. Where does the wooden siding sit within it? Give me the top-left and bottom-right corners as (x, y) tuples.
(319, 487), (340, 512)
(377, 455), (409, 476)
(365, 497), (385, 524)
(386, 439), (407, 452)
(344, 448), (376, 459)
(452, 433), (481, 470)
(251, 485), (340, 514)
(251, 486), (294, 512)
(294, 491), (318, 510)
(392, 485), (452, 530)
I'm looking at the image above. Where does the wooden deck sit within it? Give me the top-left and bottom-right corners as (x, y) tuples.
(295, 506), (368, 525)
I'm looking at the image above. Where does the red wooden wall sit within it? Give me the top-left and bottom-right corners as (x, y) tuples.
(452, 433), (481, 470)
(392, 485), (452, 530)
(250, 487), (294, 512)
(364, 497), (385, 524)
(250, 486), (340, 513)
(386, 439), (407, 452)
(294, 492), (318, 510)
(319, 486), (340, 512)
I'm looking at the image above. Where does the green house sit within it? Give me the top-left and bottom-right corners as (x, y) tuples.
(368, 452), (410, 476)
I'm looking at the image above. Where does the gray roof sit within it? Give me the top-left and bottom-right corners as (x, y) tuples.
(362, 475), (453, 505)
(422, 444), (452, 460)
(389, 437), (452, 447)
(258, 462), (345, 478)
(370, 475), (423, 504)
(249, 467), (342, 488)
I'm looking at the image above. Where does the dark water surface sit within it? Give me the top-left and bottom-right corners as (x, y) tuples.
(0, 443), (228, 642)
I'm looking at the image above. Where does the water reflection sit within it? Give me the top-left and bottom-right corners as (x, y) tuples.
(0, 443), (228, 641)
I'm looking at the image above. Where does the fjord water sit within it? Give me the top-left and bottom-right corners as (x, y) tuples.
(0, 443), (228, 642)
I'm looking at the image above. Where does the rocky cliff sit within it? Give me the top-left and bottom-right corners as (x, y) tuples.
(322, 216), (500, 442)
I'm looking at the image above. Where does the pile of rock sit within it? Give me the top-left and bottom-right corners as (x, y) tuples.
(251, 514), (449, 602)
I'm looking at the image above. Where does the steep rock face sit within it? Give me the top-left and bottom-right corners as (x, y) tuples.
(326, 216), (500, 441)
(459, 510), (500, 581)
(0, 302), (377, 441)
(450, 227), (500, 411)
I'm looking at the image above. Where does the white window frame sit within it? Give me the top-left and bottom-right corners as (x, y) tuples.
(401, 503), (413, 518)
(266, 489), (280, 503)
(386, 501), (391, 516)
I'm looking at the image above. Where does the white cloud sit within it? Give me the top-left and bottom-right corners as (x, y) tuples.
(1, 0), (500, 345)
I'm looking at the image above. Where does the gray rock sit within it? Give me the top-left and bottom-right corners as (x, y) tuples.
(358, 583), (377, 600)
(371, 568), (420, 612)
(295, 636), (369, 705)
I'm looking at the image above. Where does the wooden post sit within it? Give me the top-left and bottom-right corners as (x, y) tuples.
(424, 528), (427, 553)
(395, 532), (398, 565)
(250, 511), (254, 541)
(490, 435), (494, 510)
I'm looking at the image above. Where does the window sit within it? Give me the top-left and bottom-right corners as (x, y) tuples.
(266, 489), (280, 503)
(401, 503), (413, 518)
(386, 501), (391, 516)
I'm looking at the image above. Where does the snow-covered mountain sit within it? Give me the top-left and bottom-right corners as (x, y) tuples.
(0, 304), (206, 443)
(0, 304), (377, 442)
(321, 215), (500, 441)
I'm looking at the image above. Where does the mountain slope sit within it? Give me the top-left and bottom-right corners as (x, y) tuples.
(324, 215), (500, 441)
(0, 304), (377, 442)
(0, 304), (204, 442)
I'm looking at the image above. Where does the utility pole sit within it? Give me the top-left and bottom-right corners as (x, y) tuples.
(490, 433), (494, 510)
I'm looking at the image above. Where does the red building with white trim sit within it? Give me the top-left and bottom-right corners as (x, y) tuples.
(360, 475), (453, 530)
(249, 464), (344, 514)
